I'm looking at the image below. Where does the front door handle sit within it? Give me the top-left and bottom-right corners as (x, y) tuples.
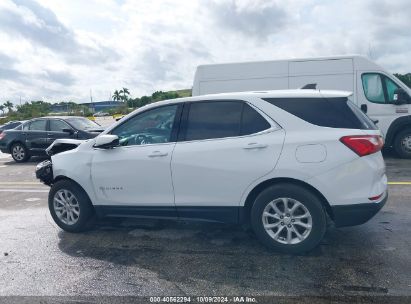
(360, 104), (368, 113)
(148, 151), (168, 158)
(243, 143), (268, 150)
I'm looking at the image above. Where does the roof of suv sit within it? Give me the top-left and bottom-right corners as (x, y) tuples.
(151, 89), (353, 107)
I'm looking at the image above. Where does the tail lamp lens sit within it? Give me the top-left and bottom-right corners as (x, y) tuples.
(340, 135), (384, 157)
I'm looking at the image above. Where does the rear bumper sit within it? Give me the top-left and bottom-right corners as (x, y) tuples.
(331, 192), (388, 227)
(0, 142), (8, 153)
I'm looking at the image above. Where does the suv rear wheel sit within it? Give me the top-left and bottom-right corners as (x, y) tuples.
(48, 180), (94, 232)
(251, 183), (327, 254)
(394, 128), (411, 159)
(11, 143), (29, 163)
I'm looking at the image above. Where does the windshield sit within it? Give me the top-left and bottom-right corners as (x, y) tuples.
(66, 117), (101, 130)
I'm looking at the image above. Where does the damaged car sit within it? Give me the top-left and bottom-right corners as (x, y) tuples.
(0, 116), (103, 162)
(36, 90), (387, 253)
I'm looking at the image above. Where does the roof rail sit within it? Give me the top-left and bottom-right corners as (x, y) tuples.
(300, 83), (317, 90)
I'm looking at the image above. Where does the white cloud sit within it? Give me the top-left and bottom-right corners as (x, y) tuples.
(0, 0), (410, 104)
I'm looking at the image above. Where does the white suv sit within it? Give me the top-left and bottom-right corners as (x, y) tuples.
(36, 90), (387, 253)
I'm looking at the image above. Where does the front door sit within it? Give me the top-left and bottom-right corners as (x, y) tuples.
(357, 71), (411, 136)
(91, 104), (181, 211)
(48, 119), (77, 144)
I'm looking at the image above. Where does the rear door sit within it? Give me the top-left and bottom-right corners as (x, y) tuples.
(23, 119), (49, 152)
(171, 100), (285, 222)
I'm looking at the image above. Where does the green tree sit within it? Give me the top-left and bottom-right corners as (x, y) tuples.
(394, 73), (411, 88)
(140, 96), (152, 106)
(119, 87), (130, 101)
(0, 105), (4, 116)
(112, 90), (121, 101)
(127, 98), (140, 108)
(4, 101), (13, 113)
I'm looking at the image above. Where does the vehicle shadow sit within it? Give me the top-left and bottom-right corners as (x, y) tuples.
(56, 217), (390, 295)
(2, 156), (48, 165)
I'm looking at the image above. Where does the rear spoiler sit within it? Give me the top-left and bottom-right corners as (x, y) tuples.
(300, 83), (317, 90)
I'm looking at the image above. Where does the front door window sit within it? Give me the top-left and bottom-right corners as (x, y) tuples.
(362, 73), (400, 104)
(111, 105), (178, 146)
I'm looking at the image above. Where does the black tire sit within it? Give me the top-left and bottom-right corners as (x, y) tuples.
(251, 183), (327, 254)
(10, 142), (30, 163)
(48, 179), (94, 233)
(394, 128), (411, 159)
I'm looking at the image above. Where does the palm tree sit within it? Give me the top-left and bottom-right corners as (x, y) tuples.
(0, 105), (4, 116)
(112, 90), (121, 101)
(119, 87), (130, 101)
(4, 101), (13, 113)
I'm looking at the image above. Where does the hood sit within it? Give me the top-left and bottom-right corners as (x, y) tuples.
(46, 138), (85, 156)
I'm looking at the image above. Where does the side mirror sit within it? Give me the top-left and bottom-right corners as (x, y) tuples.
(393, 88), (409, 105)
(62, 128), (74, 134)
(94, 134), (119, 149)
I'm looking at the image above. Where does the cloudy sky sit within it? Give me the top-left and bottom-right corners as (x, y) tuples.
(0, 0), (410, 103)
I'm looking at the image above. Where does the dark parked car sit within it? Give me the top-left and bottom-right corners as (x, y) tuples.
(0, 116), (104, 162)
(0, 120), (26, 133)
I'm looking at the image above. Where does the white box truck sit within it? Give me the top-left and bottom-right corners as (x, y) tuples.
(193, 55), (411, 158)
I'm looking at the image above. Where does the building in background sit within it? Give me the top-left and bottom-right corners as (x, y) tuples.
(80, 101), (123, 113)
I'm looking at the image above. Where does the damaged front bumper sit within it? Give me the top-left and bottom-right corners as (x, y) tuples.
(35, 160), (53, 186)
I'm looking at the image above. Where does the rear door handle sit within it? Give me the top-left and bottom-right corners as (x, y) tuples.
(148, 151), (169, 158)
(243, 143), (268, 150)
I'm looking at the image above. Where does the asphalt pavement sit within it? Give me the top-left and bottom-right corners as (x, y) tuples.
(0, 150), (410, 300)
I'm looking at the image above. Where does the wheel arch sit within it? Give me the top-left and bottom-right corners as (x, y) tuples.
(53, 175), (95, 209)
(242, 177), (333, 223)
(385, 115), (411, 147)
(8, 140), (26, 153)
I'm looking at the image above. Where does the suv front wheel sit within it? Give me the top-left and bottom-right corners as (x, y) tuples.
(251, 184), (327, 254)
(48, 180), (94, 233)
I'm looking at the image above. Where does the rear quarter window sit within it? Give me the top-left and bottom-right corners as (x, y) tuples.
(263, 97), (377, 130)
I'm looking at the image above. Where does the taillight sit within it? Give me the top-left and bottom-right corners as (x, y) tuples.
(0, 132), (5, 140)
(340, 135), (384, 157)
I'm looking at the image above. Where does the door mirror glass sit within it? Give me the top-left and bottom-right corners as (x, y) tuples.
(393, 88), (409, 105)
(94, 135), (119, 149)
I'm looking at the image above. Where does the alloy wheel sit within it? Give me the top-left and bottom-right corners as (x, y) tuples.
(12, 145), (25, 161)
(262, 198), (313, 245)
(53, 189), (80, 225)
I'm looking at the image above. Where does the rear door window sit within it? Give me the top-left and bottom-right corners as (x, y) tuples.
(184, 101), (243, 141)
(263, 97), (377, 130)
(28, 119), (47, 131)
(241, 104), (271, 135)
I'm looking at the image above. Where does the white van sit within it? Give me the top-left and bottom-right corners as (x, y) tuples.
(193, 55), (411, 158)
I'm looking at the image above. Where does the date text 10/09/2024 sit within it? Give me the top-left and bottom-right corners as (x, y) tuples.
(149, 297), (257, 303)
